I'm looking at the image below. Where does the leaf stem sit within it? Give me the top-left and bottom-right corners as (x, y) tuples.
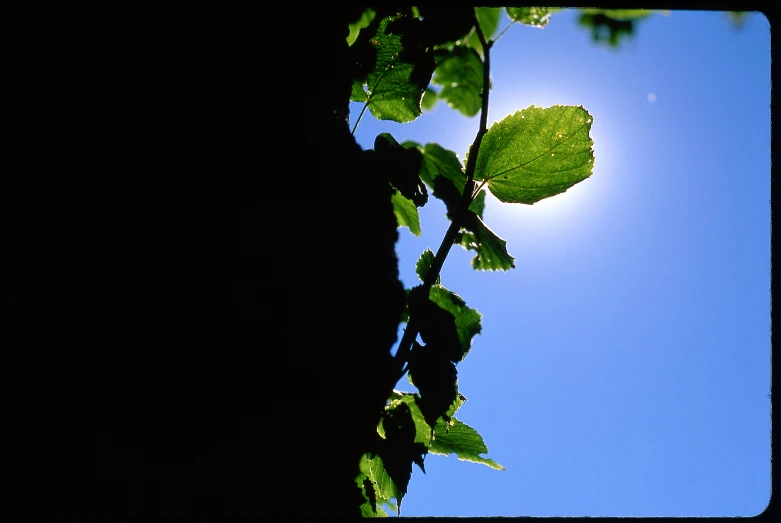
(391, 10), (493, 384)
(351, 102), (369, 136)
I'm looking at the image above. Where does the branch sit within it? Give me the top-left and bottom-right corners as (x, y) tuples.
(390, 11), (493, 383)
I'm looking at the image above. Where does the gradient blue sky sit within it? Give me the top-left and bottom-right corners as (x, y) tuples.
(348, 9), (771, 517)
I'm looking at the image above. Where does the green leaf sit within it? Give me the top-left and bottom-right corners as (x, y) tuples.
(444, 392), (467, 421)
(506, 7), (551, 28)
(351, 81), (369, 102)
(404, 142), (467, 194)
(357, 474), (388, 517)
(359, 453), (400, 509)
(575, 10), (654, 48)
(415, 249), (439, 284)
(470, 7), (501, 51)
(432, 47), (484, 117)
(347, 8), (377, 46)
(350, 16), (435, 123)
(474, 105), (594, 204)
(400, 142), (513, 271)
(388, 392), (434, 446)
(428, 285), (482, 360)
(469, 188), (486, 218)
(581, 8), (655, 20)
(458, 213), (515, 271)
(430, 417), (504, 470)
(391, 190), (421, 236)
(421, 87), (438, 110)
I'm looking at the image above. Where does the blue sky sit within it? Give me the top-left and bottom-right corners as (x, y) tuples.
(348, 9), (771, 517)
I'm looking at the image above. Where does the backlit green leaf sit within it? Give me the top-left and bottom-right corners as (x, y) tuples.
(430, 418), (504, 470)
(469, 189), (486, 218)
(421, 87), (439, 110)
(458, 213), (515, 271)
(388, 392), (434, 446)
(470, 7), (501, 52)
(581, 8), (655, 20)
(432, 47), (484, 117)
(402, 142), (466, 194)
(506, 7), (551, 28)
(350, 16), (435, 123)
(474, 105), (594, 204)
(347, 8), (376, 46)
(359, 453), (400, 508)
(391, 190), (421, 236)
(415, 249), (439, 285)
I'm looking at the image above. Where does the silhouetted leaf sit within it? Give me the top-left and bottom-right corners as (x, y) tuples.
(388, 391), (434, 446)
(374, 133), (427, 206)
(506, 7), (551, 28)
(430, 418), (504, 470)
(474, 105), (594, 204)
(576, 10), (653, 48)
(407, 340), (458, 428)
(415, 7), (476, 48)
(377, 402), (429, 513)
(432, 47), (484, 117)
(429, 285), (482, 360)
(431, 175), (464, 220)
(408, 287), (462, 363)
(391, 190), (421, 236)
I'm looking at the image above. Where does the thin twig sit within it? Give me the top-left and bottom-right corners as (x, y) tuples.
(390, 10), (493, 384)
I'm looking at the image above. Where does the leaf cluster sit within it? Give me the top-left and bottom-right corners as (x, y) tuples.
(347, 7), (596, 517)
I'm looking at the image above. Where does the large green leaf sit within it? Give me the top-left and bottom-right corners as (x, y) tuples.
(430, 418), (504, 470)
(506, 7), (551, 28)
(474, 105), (594, 204)
(428, 285), (482, 360)
(350, 16), (435, 122)
(391, 190), (421, 236)
(432, 47), (484, 117)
